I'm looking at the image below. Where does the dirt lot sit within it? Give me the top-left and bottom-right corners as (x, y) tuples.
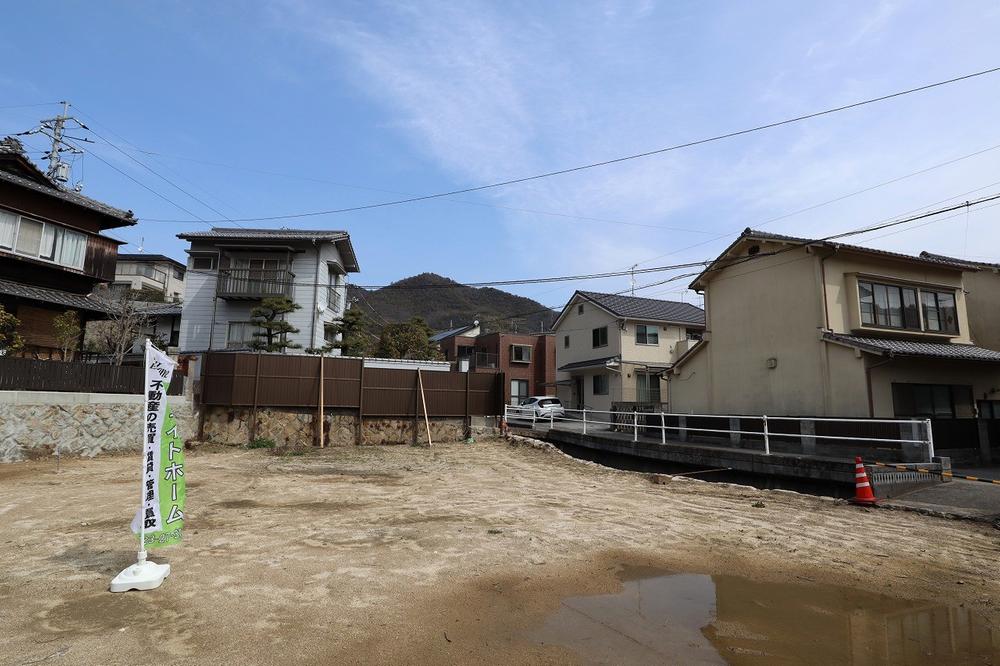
(1, 437), (998, 665)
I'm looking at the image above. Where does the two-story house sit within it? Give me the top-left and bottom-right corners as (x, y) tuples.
(176, 227), (360, 352)
(111, 253), (186, 302)
(435, 322), (555, 404)
(552, 291), (706, 412)
(0, 136), (134, 358)
(670, 229), (1000, 419)
(919, 251), (1000, 355)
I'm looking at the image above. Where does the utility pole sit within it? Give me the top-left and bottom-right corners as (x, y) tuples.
(630, 264), (637, 296)
(34, 100), (88, 187)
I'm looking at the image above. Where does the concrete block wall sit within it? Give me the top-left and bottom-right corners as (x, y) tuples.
(0, 390), (197, 463)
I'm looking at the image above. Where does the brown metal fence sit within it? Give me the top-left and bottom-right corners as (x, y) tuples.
(199, 352), (503, 417)
(0, 356), (184, 395)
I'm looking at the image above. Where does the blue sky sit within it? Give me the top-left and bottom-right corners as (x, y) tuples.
(3, 1), (1000, 312)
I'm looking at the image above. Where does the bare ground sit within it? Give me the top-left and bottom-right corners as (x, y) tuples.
(0, 438), (998, 665)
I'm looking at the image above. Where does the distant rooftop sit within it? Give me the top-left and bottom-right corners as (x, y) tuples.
(824, 332), (1000, 362)
(574, 291), (705, 326)
(117, 253), (186, 270)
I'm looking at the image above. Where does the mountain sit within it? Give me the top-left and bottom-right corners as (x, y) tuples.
(348, 273), (558, 333)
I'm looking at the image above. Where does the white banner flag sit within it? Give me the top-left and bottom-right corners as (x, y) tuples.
(129, 340), (185, 548)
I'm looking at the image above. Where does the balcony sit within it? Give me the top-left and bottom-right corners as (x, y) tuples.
(217, 268), (294, 300)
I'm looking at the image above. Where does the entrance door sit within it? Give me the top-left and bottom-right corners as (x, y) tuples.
(573, 377), (584, 411)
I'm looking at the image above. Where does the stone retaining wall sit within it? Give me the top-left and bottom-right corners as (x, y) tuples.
(199, 406), (467, 448)
(0, 391), (197, 463)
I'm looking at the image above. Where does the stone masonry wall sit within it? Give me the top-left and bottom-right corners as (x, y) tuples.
(199, 406), (466, 447)
(0, 391), (197, 463)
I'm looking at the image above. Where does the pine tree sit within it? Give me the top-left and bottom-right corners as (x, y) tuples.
(248, 297), (301, 353)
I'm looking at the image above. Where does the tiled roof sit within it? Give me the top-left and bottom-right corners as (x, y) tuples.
(177, 227), (349, 241)
(117, 253), (186, 269)
(690, 228), (969, 289)
(177, 227), (360, 272)
(136, 302), (183, 317)
(0, 278), (114, 314)
(577, 291), (706, 325)
(823, 332), (1000, 362)
(0, 165), (136, 225)
(919, 251), (1000, 270)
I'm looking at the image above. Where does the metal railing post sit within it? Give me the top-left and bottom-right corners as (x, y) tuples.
(550, 408), (555, 429)
(924, 418), (935, 462)
(531, 407), (536, 429)
(762, 414), (770, 455)
(660, 411), (666, 445)
(582, 408), (587, 435)
(633, 410), (638, 442)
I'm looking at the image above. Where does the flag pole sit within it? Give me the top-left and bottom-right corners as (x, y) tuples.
(110, 338), (171, 592)
(136, 339), (149, 564)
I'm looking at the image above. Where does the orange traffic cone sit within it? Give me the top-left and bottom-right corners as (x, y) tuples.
(851, 456), (878, 506)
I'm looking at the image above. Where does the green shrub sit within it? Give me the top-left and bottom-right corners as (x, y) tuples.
(247, 438), (276, 449)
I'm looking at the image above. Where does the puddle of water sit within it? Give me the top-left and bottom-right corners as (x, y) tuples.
(532, 566), (999, 665)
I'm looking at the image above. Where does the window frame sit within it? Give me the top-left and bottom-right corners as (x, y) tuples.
(592, 326), (608, 348)
(635, 323), (659, 345)
(510, 344), (532, 363)
(225, 321), (256, 349)
(5, 212), (87, 271)
(191, 254), (217, 271)
(592, 374), (609, 396)
(510, 379), (529, 405)
(563, 335), (570, 348)
(858, 278), (958, 335)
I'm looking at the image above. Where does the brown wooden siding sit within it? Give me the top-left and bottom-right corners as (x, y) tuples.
(200, 352), (503, 417)
(84, 234), (119, 282)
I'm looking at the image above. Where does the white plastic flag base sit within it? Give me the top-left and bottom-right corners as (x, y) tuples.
(110, 556), (170, 593)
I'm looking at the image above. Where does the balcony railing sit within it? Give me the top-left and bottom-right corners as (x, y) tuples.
(217, 268), (294, 300)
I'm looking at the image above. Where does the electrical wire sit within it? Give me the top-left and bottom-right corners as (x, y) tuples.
(141, 66), (1000, 224)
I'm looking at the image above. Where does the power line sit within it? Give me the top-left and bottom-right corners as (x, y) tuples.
(62, 137), (207, 221)
(181, 260), (712, 290)
(0, 102), (60, 110)
(142, 66), (1000, 224)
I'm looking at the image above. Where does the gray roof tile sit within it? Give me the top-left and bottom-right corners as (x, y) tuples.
(577, 291), (705, 325)
(0, 278), (114, 314)
(0, 167), (136, 225)
(823, 332), (1000, 361)
(177, 227), (349, 241)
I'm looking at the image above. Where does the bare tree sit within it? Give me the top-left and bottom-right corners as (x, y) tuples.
(88, 293), (150, 365)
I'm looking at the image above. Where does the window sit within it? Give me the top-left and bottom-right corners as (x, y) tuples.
(457, 345), (474, 358)
(922, 291), (958, 334)
(4, 213), (86, 270)
(978, 400), (1000, 419)
(510, 379), (529, 405)
(592, 326), (608, 348)
(0, 209), (15, 249)
(192, 255), (217, 270)
(592, 374), (609, 395)
(510, 344), (532, 363)
(173, 267), (185, 280)
(858, 280), (955, 334)
(14, 218), (43, 256)
(577, 304), (584, 315)
(686, 329), (703, 341)
(892, 383), (973, 418)
(226, 321), (256, 349)
(636, 372), (661, 404)
(635, 324), (659, 345)
(563, 335), (570, 348)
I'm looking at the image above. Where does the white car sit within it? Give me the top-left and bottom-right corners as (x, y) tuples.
(515, 396), (566, 420)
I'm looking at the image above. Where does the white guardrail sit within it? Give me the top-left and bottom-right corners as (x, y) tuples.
(503, 405), (935, 462)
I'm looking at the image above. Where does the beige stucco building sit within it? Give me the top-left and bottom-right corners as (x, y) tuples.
(552, 291), (705, 412)
(112, 253), (186, 302)
(670, 229), (1000, 419)
(920, 252), (1000, 354)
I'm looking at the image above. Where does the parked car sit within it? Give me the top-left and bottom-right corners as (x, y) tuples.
(513, 396), (565, 420)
